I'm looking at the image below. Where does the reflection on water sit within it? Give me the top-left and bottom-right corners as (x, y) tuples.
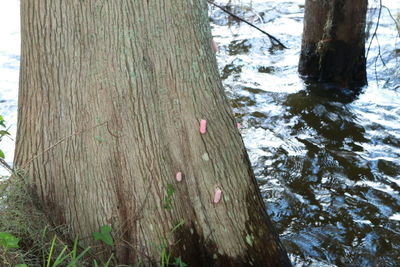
(210, 0), (399, 266)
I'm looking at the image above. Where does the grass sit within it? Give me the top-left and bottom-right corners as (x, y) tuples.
(0, 174), (99, 266)
(0, 174), (49, 266)
(0, 174), (187, 266)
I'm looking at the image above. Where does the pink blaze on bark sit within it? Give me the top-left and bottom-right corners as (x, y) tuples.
(213, 188), (222, 203)
(200, 119), (207, 134)
(213, 40), (218, 53)
(176, 172), (182, 182)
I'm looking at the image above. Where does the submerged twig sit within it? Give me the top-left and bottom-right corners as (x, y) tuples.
(366, 0), (383, 59)
(208, 0), (288, 49)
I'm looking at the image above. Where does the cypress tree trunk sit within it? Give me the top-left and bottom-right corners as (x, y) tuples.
(15, 0), (291, 266)
(299, 0), (368, 89)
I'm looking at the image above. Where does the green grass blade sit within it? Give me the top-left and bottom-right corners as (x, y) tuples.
(66, 246), (90, 267)
(104, 253), (114, 267)
(52, 245), (69, 267)
(72, 236), (79, 260)
(46, 235), (57, 267)
(41, 226), (48, 266)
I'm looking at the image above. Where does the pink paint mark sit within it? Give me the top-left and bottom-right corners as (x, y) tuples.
(176, 172), (182, 182)
(237, 123), (241, 129)
(200, 119), (207, 134)
(212, 40), (219, 53)
(213, 188), (222, 203)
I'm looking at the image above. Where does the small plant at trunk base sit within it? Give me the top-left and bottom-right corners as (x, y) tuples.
(157, 241), (188, 267)
(45, 235), (90, 267)
(0, 232), (20, 249)
(156, 220), (187, 267)
(159, 239), (172, 267)
(0, 177), (115, 266)
(163, 184), (175, 210)
(93, 225), (114, 246)
(173, 256), (187, 267)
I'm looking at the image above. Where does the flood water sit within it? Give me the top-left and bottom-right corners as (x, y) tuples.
(210, 0), (400, 266)
(1, 0), (399, 266)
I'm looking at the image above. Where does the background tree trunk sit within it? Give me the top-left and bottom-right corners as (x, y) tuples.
(298, 0), (368, 89)
(15, 0), (291, 266)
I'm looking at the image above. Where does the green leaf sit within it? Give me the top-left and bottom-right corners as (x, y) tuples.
(0, 115), (4, 127)
(15, 264), (28, 267)
(0, 232), (20, 249)
(0, 149), (4, 159)
(174, 256), (187, 267)
(0, 130), (10, 137)
(164, 184), (175, 210)
(93, 225), (113, 246)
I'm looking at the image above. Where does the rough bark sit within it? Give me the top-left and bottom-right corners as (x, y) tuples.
(298, 0), (368, 89)
(15, 0), (291, 266)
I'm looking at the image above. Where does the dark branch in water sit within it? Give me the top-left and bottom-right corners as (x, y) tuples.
(366, 0), (383, 59)
(366, 0), (390, 86)
(208, 1), (288, 49)
(381, 5), (400, 38)
(0, 158), (13, 174)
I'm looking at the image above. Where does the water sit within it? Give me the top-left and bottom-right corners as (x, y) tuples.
(210, 0), (399, 266)
(1, 0), (399, 266)
(0, 0), (19, 176)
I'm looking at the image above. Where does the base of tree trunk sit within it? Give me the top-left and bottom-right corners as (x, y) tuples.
(298, 0), (368, 90)
(299, 40), (367, 89)
(16, 0), (292, 265)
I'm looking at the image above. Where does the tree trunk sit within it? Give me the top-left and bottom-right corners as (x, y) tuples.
(15, 0), (291, 266)
(298, 0), (368, 89)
